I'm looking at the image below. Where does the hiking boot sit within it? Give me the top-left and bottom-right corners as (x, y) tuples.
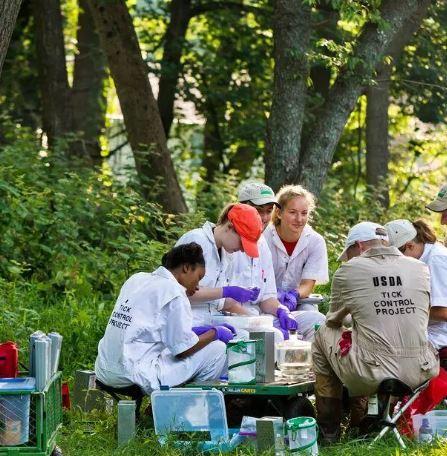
(316, 395), (342, 444)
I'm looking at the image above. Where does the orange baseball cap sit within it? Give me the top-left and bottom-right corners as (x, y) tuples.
(228, 203), (262, 258)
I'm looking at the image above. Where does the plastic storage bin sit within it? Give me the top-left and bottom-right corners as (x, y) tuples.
(412, 410), (447, 440)
(0, 378), (36, 446)
(151, 388), (243, 452)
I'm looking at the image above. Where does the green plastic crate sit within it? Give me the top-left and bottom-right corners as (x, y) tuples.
(0, 373), (63, 456)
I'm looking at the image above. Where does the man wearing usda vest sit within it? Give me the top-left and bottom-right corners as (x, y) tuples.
(312, 222), (439, 443)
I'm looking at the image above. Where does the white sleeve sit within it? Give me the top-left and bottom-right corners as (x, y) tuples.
(429, 255), (447, 307)
(161, 297), (199, 356)
(301, 235), (329, 284)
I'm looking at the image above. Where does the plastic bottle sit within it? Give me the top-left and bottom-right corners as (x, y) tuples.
(419, 418), (434, 443)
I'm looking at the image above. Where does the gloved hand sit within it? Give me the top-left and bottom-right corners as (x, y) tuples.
(277, 289), (300, 312)
(213, 325), (235, 344)
(192, 325), (214, 336)
(219, 323), (237, 335)
(275, 306), (298, 340)
(222, 286), (260, 303)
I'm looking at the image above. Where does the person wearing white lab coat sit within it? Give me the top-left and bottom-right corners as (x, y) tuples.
(263, 184), (328, 339)
(175, 203), (263, 325)
(95, 242), (234, 394)
(385, 219), (447, 349)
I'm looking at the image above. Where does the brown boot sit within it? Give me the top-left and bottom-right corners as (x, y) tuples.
(349, 396), (368, 429)
(316, 395), (342, 444)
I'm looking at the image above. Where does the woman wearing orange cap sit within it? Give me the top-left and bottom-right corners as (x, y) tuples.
(176, 203), (264, 325)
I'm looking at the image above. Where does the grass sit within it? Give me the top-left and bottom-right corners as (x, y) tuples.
(57, 409), (447, 456)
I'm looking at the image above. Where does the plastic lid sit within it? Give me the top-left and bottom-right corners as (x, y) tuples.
(0, 377), (36, 392)
(286, 416), (316, 430)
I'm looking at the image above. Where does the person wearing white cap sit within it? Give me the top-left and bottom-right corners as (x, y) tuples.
(234, 181), (325, 341)
(385, 219), (447, 350)
(312, 221), (439, 444)
(426, 184), (447, 226)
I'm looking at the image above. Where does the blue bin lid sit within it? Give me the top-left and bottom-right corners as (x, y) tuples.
(0, 377), (36, 391)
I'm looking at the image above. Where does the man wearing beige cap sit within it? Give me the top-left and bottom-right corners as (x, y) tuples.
(426, 184), (447, 226)
(312, 221), (439, 443)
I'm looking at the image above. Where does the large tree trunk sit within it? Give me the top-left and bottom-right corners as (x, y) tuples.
(0, 0), (22, 80)
(157, 0), (192, 137)
(298, 0), (431, 197)
(32, 0), (72, 146)
(365, 0), (432, 207)
(365, 69), (391, 208)
(265, 0), (311, 192)
(88, 0), (187, 213)
(72, 0), (107, 165)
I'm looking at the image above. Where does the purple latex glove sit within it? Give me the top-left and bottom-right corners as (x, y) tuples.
(213, 325), (235, 344)
(219, 323), (237, 335)
(276, 306), (298, 340)
(222, 286), (260, 303)
(277, 289), (300, 312)
(192, 325), (214, 336)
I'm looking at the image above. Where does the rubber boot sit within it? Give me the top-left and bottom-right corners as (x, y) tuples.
(316, 395), (342, 445)
(349, 396), (368, 428)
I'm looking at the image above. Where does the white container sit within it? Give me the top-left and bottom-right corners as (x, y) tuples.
(286, 416), (318, 455)
(227, 340), (257, 384)
(412, 410), (447, 440)
(211, 315), (273, 340)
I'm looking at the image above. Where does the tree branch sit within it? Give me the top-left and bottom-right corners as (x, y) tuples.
(190, 1), (267, 17)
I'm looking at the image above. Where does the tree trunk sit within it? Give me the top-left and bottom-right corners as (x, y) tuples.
(32, 0), (72, 146)
(72, 0), (107, 165)
(157, 0), (192, 137)
(265, 0), (311, 192)
(88, 0), (187, 213)
(298, 0), (430, 197)
(365, 0), (432, 207)
(365, 69), (391, 208)
(0, 0), (22, 80)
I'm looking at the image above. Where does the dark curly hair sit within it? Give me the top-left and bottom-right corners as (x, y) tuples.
(161, 242), (205, 270)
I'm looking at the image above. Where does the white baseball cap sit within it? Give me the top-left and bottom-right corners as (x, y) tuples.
(426, 184), (447, 212)
(238, 181), (279, 207)
(338, 221), (389, 261)
(384, 219), (417, 248)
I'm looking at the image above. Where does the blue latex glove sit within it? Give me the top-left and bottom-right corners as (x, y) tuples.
(276, 306), (298, 340)
(277, 289), (300, 312)
(222, 286), (260, 303)
(192, 325), (214, 336)
(213, 325), (235, 344)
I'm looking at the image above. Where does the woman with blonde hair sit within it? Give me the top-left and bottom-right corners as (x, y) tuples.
(385, 219), (447, 349)
(176, 203), (264, 325)
(264, 185), (328, 339)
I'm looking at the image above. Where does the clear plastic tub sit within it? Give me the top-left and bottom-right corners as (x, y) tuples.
(412, 410), (447, 439)
(0, 377), (36, 446)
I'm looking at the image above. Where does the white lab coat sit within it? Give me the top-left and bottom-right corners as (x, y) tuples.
(264, 223), (329, 290)
(95, 267), (226, 393)
(176, 222), (233, 324)
(230, 235), (325, 341)
(421, 243), (447, 349)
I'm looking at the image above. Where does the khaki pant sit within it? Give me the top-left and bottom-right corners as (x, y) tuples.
(312, 324), (439, 398)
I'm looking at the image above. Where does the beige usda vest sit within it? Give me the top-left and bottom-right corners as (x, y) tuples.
(320, 246), (439, 396)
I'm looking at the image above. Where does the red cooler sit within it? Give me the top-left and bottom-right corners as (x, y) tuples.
(0, 341), (19, 378)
